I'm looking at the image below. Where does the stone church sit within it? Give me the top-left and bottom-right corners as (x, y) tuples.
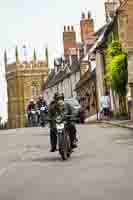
(5, 47), (48, 129)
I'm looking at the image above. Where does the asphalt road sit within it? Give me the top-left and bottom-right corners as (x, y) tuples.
(0, 124), (133, 200)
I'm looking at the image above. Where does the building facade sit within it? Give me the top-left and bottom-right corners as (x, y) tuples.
(117, 0), (133, 119)
(45, 64), (80, 103)
(44, 11), (97, 102)
(5, 47), (48, 129)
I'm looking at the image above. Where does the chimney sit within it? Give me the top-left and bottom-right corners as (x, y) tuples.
(105, 0), (120, 22)
(80, 11), (95, 42)
(63, 25), (76, 56)
(82, 12), (85, 19)
(88, 11), (91, 19)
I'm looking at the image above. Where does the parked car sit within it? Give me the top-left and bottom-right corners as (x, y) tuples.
(64, 98), (81, 118)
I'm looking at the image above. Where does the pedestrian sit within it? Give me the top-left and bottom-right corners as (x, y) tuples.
(100, 91), (111, 120)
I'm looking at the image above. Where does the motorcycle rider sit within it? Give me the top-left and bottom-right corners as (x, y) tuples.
(27, 99), (37, 123)
(36, 95), (48, 124)
(37, 95), (44, 108)
(48, 92), (78, 152)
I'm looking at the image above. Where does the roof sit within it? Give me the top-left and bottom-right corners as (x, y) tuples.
(95, 24), (107, 37)
(75, 69), (96, 90)
(95, 16), (117, 49)
(43, 69), (55, 89)
(45, 63), (80, 89)
(81, 18), (116, 62)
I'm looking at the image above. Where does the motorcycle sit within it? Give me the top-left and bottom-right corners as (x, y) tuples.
(28, 110), (37, 127)
(39, 106), (48, 127)
(48, 114), (75, 160)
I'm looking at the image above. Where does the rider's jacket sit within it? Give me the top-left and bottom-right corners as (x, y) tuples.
(48, 100), (73, 128)
(37, 100), (48, 113)
(37, 100), (47, 108)
(27, 103), (36, 112)
(36, 100), (43, 109)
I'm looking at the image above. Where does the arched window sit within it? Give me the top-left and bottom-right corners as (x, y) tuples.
(32, 81), (39, 98)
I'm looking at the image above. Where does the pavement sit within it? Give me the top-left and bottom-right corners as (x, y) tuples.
(0, 125), (133, 199)
(85, 114), (133, 130)
(101, 119), (133, 130)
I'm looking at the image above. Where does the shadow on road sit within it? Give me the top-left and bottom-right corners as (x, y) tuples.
(28, 153), (96, 163)
(31, 156), (62, 162)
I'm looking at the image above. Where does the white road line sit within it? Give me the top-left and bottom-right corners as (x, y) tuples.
(0, 163), (17, 177)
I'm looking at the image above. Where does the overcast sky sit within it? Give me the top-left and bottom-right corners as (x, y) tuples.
(0, 0), (106, 121)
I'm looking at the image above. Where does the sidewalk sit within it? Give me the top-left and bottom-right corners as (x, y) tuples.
(101, 119), (133, 130)
(85, 114), (133, 130)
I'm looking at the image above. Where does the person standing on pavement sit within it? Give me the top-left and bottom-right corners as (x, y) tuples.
(100, 91), (111, 120)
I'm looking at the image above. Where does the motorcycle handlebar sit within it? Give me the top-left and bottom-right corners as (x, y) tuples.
(46, 115), (79, 122)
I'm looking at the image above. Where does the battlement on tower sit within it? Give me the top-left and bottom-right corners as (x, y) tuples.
(6, 61), (48, 73)
(4, 47), (49, 74)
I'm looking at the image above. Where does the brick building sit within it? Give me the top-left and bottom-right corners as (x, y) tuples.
(45, 12), (97, 101)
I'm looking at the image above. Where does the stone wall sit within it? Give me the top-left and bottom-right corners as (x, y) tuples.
(6, 62), (48, 129)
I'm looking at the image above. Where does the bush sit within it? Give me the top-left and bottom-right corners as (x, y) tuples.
(105, 40), (128, 114)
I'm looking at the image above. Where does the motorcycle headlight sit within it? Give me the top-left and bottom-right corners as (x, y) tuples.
(56, 116), (62, 123)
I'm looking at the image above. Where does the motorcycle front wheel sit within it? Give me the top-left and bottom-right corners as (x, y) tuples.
(58, 131), (71, 160)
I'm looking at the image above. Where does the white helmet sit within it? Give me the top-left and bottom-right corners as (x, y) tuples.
(39, 94), (43, 99)
(30, 99), (34, 103)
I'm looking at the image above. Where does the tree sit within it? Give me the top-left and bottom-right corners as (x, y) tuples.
(105, 40), (128, 115)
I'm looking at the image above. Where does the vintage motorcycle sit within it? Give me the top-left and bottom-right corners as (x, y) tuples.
(28, 110), (37, 127)
(48, 114), (76, 160)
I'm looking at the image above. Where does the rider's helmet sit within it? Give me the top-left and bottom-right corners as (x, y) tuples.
(56, 93), (64, 101)
(30, 99), (34, 104)
(53, 92), (59, 101)
(39, 94), (43, 100)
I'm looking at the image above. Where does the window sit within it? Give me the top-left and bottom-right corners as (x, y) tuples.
(31, 81), (39, 98)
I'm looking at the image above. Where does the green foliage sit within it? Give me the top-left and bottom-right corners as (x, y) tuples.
(106, 40), (128, 96)
(107, 40), (121, 58)
(105, 40), (128, 115)
(113, 111), (128, 119)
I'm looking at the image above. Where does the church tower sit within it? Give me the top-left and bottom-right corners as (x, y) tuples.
(5, 47), (48, 129)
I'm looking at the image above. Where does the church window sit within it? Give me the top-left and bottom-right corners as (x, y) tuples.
(32, 81), (39, 97)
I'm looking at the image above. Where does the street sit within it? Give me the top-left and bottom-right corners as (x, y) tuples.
(0, 124), (133, 199)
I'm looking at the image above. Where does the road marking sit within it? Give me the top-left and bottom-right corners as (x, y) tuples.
(0, 163), (17, 177)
